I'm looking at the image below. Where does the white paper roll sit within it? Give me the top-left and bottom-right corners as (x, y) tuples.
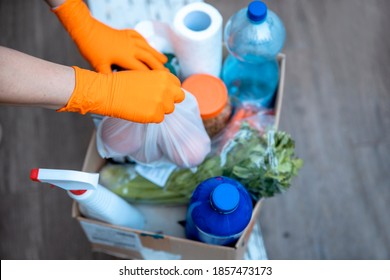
(171, 2), (222, 79)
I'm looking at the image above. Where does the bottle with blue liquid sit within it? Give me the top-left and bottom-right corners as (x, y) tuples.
(222, 1), (286, 108)
(185, 176), (253, 246)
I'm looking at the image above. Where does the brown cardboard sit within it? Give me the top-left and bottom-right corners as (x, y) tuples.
(74, 54), (286, 260)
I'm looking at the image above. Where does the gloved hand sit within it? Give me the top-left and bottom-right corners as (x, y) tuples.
(52, 0), (167, 73)
(58, 67), (185, 123)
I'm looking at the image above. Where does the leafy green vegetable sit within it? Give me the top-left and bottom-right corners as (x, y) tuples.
(223, 124), (303, 198)
(99, 122), (303, 204)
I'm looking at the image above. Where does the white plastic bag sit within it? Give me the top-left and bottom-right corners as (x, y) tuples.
(96, 90), (211, 168)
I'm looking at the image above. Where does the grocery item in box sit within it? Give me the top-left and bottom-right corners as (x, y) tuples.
(182, 74), (232, 137)
(185, 176), (253, 246)
(31, 168), (144, 229)
(96, 90), (211, 169)
(222, 1), (285, 108)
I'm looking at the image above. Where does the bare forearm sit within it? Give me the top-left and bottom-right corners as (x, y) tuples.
(0, 46), (74, 109)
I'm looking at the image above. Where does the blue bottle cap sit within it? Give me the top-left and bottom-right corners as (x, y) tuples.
(211, 183), (240, 213)
(247, 1), (267, 22)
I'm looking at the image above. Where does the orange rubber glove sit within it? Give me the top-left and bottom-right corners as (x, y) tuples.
(53, 0), (167, 73)
(58, 67), (185, 123)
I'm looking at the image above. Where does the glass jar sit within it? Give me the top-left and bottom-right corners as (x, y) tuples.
(182, 74), (232, 137)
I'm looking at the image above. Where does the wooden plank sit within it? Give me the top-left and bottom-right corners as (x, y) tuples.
(0, 0), (95, 259)
(258, 0), (390, 259)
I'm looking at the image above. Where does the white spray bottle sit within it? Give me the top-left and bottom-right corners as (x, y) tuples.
(30, 168), (145, 229)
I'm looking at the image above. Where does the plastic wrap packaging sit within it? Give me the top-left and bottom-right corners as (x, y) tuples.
(96, 90), (211, 169)
(99, 106), (303, 205)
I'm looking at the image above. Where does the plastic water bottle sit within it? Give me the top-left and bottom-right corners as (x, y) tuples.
(185, 176), (253, 246)
(222, 1), (286, 108)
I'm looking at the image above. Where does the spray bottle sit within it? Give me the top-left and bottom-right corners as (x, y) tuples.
(30, 168), (145, 229)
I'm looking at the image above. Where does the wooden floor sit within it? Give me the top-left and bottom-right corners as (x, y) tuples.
(1, 0), (389, 259)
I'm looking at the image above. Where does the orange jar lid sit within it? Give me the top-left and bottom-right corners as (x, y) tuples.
(182, 74), (228, 120)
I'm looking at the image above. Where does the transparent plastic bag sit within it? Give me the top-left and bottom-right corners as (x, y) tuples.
(96, 90), (211, 168)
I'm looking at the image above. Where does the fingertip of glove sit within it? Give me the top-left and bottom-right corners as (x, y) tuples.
(170, 75), (181, 87)
(164, 101), (175, 115)
(150, 50), (168, 64)
(150, 63), (169, 72)
(128, 29), (145, 39)
(153, 114), (165, 124)
(160, 53), (168, 64)
(175, 88), (185, 103)
(96, 64), (113, 74)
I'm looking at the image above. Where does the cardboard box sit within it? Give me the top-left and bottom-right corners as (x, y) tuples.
(73, 54), (286, 260)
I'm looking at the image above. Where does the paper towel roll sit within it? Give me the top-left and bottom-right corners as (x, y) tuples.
(171, 2), (222, 79)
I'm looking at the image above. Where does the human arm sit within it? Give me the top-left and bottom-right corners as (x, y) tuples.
(0, 46), (184, 123)
(0, 46), (73, 109)
(44, 0), (167, 73)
